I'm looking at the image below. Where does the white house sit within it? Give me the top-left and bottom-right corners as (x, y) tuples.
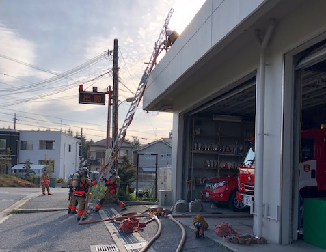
(143, 0), (326, 245)
(18, 130), (80, 180)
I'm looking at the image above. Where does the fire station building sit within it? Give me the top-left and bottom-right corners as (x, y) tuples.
(143, 0), (326, 245)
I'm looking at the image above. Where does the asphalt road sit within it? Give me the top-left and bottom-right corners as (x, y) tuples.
(0, 188), (235, 252)
(0, 188), (40, 213)
(0, 188), (114, 252)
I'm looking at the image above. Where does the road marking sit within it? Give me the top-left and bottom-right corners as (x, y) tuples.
(100, 208), (150, 252)
(1, 199), (14, 201)
(99, 210), (127, 252)
(0, 192), (42, 223)
(0, 214), (11, 224)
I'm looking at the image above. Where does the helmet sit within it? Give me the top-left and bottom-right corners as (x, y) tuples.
(83, 166), (88, 174)
(109, 168), (116, 176)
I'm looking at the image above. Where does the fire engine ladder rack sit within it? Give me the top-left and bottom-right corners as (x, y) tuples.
(92, 9), (174, 203)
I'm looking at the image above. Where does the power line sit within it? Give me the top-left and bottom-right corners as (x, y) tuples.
(0, 69), (112, 108)
(118, 47), (138, 90)
(0, 108), (105, 127)
(118, 77), (135, 95)
(0, 52), (108, 93)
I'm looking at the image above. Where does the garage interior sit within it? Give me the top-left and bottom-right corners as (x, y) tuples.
(183, 41), (326, 242)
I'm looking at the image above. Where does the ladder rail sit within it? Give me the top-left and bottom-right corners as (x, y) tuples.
(98, 8), (174, 179)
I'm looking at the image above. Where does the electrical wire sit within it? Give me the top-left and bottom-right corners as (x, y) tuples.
(0, 52), (108, 93)
(118, 47), (138, 90)
(0, 69), (112, 108)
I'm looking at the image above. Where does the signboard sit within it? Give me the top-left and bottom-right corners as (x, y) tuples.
(304, 164), (310, 172)
(79, 92), (105, 105)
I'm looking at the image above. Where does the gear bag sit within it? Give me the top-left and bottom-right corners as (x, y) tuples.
(72, 172), (81, 187)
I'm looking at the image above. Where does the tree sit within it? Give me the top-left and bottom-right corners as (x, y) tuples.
(125, 136), (141, 149)
(22, 159), (34, 177)
(118, 155), (136, 185)
(118, 155), (136, 199)
(75, 134), (94, 161)
(0, 147), (11, 174)
(66, 128), (73, 136)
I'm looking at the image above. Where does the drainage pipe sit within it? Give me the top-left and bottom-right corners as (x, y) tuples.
(254, 18), (276, 238)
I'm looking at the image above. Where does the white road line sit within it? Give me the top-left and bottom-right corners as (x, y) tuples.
(99, 210), (127, 252)
(0, 192), (41, 223)
(99, 208), (151, 252)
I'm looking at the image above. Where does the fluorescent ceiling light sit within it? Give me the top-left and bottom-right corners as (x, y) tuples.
(212, 115), (242, 122)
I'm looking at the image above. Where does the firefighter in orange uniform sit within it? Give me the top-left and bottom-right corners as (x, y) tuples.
(95, 168), (126, 212)
(41, 168), (51, 195)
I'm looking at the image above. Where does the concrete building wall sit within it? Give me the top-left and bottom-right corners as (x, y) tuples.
(19, 131), (80, 180)
(136, 141), (172, 168)
(143, 0), (326, 244)
(144, 0), (265, 108)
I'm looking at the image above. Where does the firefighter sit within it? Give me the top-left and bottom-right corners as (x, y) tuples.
(72, 167), (91, 221)
(95, 168), (126, 212)
(41, 168), (51, 195)
(67, 169), (79, 214)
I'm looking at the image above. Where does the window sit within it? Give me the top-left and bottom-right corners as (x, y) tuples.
(301, 138), (314, 162)
(119, 149), (128, 157)
(21, 141), (33, 150)
(39, 140), (55, 150)
(96, 151), (105, 159)
(160, 154), (166, 160)
(68, 144), (71, 152)
(0, 139), (6, 150)
(166, 153), (172, 159)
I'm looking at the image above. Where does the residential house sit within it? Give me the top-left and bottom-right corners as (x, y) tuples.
(88, 138), (134, 172)
(132, 138), (172, 194)
(18, 130), (80, 180)
(0, 129), (19, 173)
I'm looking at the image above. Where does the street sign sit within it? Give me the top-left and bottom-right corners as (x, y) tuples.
(79, 92), (105, 105)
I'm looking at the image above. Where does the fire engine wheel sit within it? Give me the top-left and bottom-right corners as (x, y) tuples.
(228, 191), (247, 212)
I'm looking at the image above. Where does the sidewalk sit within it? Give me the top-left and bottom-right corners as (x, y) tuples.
(167, 202), (325, 252)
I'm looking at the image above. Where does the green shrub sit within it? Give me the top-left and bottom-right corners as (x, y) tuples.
(91, 185), (106, 200)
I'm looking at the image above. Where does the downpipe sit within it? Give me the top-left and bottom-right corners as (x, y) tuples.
(254, 18), (276, 238)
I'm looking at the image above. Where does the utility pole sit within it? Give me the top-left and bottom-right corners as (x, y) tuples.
(13, 113), (17, 130)
(112, 39), (119, 170)
(81, 128), (83, 167)
(106, 85), (112, 149)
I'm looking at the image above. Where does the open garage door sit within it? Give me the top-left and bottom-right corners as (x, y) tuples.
(182, 76), (256, 211)
(294, 41), (326, 244)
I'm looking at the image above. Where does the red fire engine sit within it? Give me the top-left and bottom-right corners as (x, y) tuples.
(236, 128), (326, 208)
(203, 128), (326, 213)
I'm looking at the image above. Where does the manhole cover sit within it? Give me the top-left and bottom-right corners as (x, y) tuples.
(90, 244), (119, 252)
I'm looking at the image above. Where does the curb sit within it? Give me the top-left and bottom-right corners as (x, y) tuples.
(122, 201), (159, 206)
(12, 208), (67, 214)
(0, 191), (42, 222)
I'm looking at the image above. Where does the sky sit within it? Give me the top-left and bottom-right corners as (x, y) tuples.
(0, 0), (205, 144)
